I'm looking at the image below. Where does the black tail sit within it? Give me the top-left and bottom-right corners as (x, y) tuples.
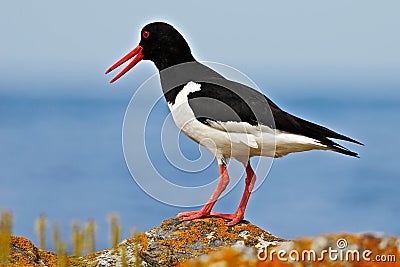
(325, 139), (361, 158)
(269, 102), (364, 157)
(287, 114), (363, 158)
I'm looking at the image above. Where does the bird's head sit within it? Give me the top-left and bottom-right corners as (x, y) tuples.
(106, 22), (194, 83)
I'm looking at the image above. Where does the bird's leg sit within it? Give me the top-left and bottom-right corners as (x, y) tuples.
(177, 164), (229, 221)
(211, 162), (256, 226)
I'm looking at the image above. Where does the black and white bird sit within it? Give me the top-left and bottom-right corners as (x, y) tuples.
(106, 22), (362, 226)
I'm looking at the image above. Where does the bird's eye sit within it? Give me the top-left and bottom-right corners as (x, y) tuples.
(142, 31), (150, 39)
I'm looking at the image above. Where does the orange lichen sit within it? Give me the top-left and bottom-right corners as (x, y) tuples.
(142, 217), (283, 265)
(7, 236), (39, 266)
(134, 232), (149, 253)
(177, 247), (257, 267)
(6, 236), (93, 267)
(180, 233), (400, 267)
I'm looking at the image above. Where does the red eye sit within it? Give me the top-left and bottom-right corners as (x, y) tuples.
(142, 31), (150, 39)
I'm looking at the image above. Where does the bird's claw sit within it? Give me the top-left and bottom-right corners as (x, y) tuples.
(177, 210), (210, 221)
(210, 211), (244, 226)
(178, 210), (244, 225)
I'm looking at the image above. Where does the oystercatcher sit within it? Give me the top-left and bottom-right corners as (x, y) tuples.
(106, 22), (362, 225)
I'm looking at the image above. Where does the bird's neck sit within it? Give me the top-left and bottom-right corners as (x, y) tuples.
(159, 61), (225, 105)
(153, 54), (196, 71)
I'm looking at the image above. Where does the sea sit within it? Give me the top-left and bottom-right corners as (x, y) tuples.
(0, 76), (399, 252)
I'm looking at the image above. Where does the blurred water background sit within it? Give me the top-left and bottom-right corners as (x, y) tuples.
(0, 0), (399, 252)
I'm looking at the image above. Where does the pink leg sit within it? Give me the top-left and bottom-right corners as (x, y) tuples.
(211, 162), (256, 226)
(177, 164), (229, 221)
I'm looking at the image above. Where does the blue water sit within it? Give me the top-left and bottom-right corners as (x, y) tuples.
(0, 83), (399, 252)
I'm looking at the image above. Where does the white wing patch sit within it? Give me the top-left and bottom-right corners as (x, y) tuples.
(168, 81), (202, 131)
(174, 81), (202, 106)
(207, 120), (261, 148)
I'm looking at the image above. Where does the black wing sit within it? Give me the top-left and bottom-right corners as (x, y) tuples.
(186, 78), (363, 157)
(187, 80), (275, 128)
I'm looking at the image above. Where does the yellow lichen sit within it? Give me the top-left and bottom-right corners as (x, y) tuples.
(142, 217), (284, 266)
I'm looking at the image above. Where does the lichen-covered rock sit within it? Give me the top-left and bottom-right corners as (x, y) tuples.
(3, 218), (400, 266)
(179, 233), (400, 267)
(7, 236), (49, 267)
(141, 217), (284, 266)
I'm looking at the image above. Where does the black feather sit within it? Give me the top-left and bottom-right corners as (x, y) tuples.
(159, 61), (362, 157)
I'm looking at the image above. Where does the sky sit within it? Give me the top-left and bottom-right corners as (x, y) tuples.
(0, 0), (399, 250)
(1, 1), (399, 98)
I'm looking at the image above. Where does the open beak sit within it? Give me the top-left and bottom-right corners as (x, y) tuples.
(105, 45), (144, 83)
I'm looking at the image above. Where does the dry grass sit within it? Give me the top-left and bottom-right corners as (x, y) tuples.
(35, 214), (47, 250)
(1, 211), (124, 262)
(1, 210), (134, 266)
(108, 213), (121, 248)
(84, 219), (96, 254)
(0, 211), (12, 265)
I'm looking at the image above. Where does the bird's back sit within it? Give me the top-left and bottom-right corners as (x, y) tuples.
(160, 61), (362, 157)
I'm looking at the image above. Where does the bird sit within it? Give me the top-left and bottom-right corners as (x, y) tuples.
(105, 22), (363, 226)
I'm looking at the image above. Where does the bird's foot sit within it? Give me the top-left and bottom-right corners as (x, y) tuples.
(177, 210), (210, 221)
(210, 211), (244, 226)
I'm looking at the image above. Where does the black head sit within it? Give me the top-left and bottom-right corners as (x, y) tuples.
(106, 22), (195, 83)
(140, 22), (195, 70)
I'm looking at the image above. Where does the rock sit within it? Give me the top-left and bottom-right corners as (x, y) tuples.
(179, 232), (400, 267)
(3, 218), (400, 266)
(6, 236), (58, 267)
(140, 217), (284, 266)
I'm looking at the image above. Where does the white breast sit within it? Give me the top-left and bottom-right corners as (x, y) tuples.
(168, 82), (265, 163)
(168, 82), (229, 159)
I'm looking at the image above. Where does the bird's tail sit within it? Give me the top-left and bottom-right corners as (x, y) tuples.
(288, 113), (364, 157)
